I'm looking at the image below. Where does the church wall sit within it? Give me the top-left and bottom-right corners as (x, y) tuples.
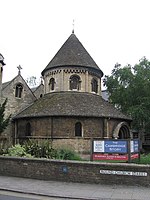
(52, 117), (104, 138)
(17, 118), (52, 137)
(33, 84), (44, 99)
(2, 76), (36, 118)
(15, 116), (129, 153)
(16, 117), (104, 138)
(44, 67), (101, 95)
(52, 138), (91, 153)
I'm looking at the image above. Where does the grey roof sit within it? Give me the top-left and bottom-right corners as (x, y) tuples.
(14, 91), (131, 120)
(2, 81), (10, 89)
(42, 33), (103, 76)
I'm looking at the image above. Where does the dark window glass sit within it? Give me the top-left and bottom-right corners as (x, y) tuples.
(70, 75), (81, 90)
(49, 78), (55, 91)
(75, 122), (82, 137)
(91, 78), (98, 93)
(15, 84), (23, 98)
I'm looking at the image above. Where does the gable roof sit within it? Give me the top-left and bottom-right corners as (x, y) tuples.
(14, 91), (131, 121)
(42, 33), (103, 76)
(2, 74), (37, 99)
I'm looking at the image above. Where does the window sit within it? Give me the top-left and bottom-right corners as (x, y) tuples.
(15, 84), (23, 98)
(91, 78), (98, 93)
(25, 122), (31, 136)
(49, 78), (55, 91)
(75, 122), (82, 137)
(70, 75), (81, 90)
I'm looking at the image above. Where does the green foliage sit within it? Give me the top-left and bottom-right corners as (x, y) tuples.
(138, 153), (150, 164)
(103, 57), (150, 132)
(2, 140), (82, 161)
(23, 140), (57, 159)
(55, 148), (82, 160)
(0, 98), (11, 134)
(6, 144), (32, 158)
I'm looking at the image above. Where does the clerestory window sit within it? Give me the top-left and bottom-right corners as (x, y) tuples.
(91, 78), (98, 93)
(49, 78), (55, 91)
(70, 75), (81, 90)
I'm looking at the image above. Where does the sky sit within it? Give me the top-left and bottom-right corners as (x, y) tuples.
(1, 0), (150, 86)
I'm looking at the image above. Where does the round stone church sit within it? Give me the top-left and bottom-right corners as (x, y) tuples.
(13, 33), (131, 153)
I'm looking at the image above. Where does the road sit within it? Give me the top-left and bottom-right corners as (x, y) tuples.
(0, 191), (69, 200)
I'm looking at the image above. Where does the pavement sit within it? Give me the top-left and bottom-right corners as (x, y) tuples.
(0, 176), (150, 200)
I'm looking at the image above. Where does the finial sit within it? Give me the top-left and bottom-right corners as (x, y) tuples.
(0, 53), (5, 66)
(17, 65), (22, 75)
(72, 19), (75, 34)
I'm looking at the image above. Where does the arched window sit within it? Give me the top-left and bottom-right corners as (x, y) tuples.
(75, 122), (82, 137)
(70, 75), (81, 91)
(49, 78), (55, 91)
(15, 84), (23, 98)
(26, 122), (31, 136)
(91, 78), (98, 93)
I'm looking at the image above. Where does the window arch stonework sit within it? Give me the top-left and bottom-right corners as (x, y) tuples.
(91, 78), (98, 93)
(15, 83), (23, 98)
(49, 78), (55, 91)
(69, 75), (81, 91)
(75, 122), (82, 137)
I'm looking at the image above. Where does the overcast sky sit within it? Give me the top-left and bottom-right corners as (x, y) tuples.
(1, 0), (150, 85)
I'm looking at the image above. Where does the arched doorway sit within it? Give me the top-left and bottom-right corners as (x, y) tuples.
(113, 122), (130, 139)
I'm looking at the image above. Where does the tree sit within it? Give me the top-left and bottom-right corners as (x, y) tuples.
(0, 98), (11, 134)
(103, 57), (150, 133)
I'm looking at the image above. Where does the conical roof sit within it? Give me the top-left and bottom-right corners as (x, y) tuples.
(42, 33), (103, 76)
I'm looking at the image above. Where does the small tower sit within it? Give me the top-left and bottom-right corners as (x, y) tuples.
(0, 54), (5, 100)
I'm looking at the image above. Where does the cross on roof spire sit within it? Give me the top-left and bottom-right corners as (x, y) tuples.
(17, 65), (22, 75)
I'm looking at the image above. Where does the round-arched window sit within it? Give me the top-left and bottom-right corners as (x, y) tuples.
(49, 78), (55, 91)
(75, 122), (82, 137)
(91, 78), (98, 93)
(70, 75), (81, 91)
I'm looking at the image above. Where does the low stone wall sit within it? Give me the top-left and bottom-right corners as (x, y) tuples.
(0, 156), (150, 187)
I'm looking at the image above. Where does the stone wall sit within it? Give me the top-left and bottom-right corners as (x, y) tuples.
(0, 156), (149, 187)
(44, 67), (102, 96)
(15, 116), (124, 153)
(2, 75), (36, 118)
(16, 117), (104, 139)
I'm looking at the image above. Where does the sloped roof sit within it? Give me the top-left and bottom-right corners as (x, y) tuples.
(2, 81), (10, 89)
(14, 91), (131, 120)
(42, 33), (103, 76)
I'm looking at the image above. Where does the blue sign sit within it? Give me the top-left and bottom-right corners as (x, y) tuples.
(132, 140), (139, 153)
(104, 140), (127, 153)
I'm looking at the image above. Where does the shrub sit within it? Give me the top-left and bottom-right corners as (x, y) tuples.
(138, 153), (150, 164)
(56, 147), (82, 160)
(23, 140), (57, 159)
(6, 144), (32, 158)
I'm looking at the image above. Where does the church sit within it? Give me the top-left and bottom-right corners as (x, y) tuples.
(0, 32), (132, 153)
